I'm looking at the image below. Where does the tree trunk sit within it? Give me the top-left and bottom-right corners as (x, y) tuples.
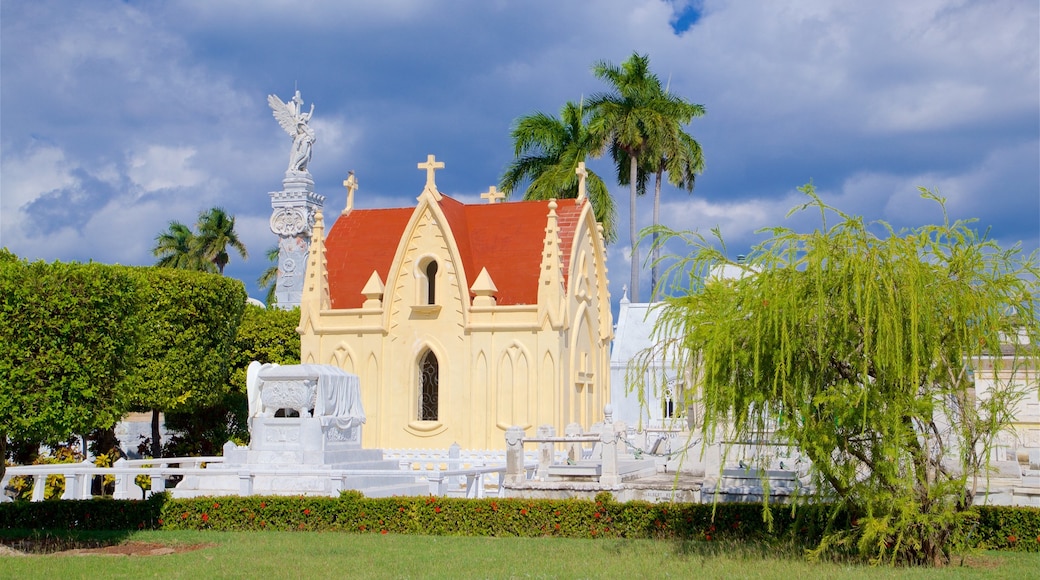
(0, 432), (6, 489)
(651, 170), (663, 297)
(151, 409), (162, 458)
(629, 154), (639, 302)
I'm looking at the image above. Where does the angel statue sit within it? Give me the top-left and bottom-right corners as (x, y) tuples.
(268, 90), (316, 174)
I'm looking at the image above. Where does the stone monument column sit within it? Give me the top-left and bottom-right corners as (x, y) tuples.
(268, 90), (325, 309)
(270, 177), (324, 309)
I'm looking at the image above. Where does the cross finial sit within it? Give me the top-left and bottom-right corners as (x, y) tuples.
(342, 171), (358, 214)
(418, 154), (445, 192)
(480, 185), (505, 204)
(575, 161), (588, 205)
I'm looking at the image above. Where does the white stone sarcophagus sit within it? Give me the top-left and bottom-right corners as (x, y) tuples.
(239, 362), (367, 466)
(173, 361), (428, 498)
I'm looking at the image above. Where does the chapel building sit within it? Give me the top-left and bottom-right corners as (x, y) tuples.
(297, 156), (613, 450)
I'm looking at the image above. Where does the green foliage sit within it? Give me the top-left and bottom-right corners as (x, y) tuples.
(124, 268), (246, 457)
(226, 304), (301, 392)
(195, 207), (248, 275)
(127, 268), (246, 415)
(0, 494), (166, 531)
(257, 245), (279, 307)
(3, 493), (1038, 557)
(970, 506), (1040, 552)
(588, 52), (703, 301)
(153, 207), (248, 275)
(155, 493), (827, 541)
(152, 222), (214, 273)
(500, 101), (618, 242)
(638, 186), (1040, 566)
(0, 255), (143, 453)
(157, 304), (299, 455)
(6, 444), (84, 501)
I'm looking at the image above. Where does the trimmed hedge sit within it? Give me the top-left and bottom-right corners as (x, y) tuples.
(157, 492), (839, 541)
(0, 494), (165, 531)
(3, 493), (1038, 552)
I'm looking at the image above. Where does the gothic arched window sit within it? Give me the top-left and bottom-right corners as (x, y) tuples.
(418, 350), (439, 421)
(424, 260), (438, 304)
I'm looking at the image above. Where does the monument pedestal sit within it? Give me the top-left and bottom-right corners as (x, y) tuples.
(269, 172), (324, 309)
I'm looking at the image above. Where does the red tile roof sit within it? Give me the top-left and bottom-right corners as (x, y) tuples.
(324, 195), (584, 309)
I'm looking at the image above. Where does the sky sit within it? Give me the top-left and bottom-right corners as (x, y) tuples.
(2, 0), (1038, 308)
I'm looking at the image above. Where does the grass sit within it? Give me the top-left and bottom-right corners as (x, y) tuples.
(1, 530), (1037, 579)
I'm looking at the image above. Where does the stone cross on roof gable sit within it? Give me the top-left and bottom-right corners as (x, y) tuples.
(575, 161), (587, 205)
(342, 171), (358, 214)
(481, 185), (505, 204)
(418, 154), (445, 191)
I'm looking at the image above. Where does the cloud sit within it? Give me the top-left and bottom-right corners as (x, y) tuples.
(127, 146), (205, 193)
(2, 0), (1036, 305)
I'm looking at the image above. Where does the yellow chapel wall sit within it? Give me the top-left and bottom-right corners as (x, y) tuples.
(300, 197), (612, 451)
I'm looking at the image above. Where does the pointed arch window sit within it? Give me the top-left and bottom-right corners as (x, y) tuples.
(424, 261), (438, 304)
(418, 350), (439, 421)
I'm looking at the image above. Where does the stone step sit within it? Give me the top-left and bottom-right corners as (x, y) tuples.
(342, 474), (426, 490)
(324, 448), (386, 464)
(327, 459), (403, 471)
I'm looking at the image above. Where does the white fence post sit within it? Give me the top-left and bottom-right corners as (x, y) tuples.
(31, 474), (47, 502)
(147, 473), (164, 498)
(536, 425), (555, 480)
(600, 405), (620, 486)
(113, 459), (132, 499)
(505, 426), (526, 485)
(238, 471), (254, 496)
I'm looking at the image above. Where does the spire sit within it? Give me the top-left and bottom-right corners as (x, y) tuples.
(471, 267), (499, 307)
(537, 199), (565, 328)
(301, 210), (330, 316)
(361, 271), (385, 309)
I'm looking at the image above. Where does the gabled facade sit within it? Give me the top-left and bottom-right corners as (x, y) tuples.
(298, 159), (612, 449)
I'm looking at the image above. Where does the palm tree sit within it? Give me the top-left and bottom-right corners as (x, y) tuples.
(152, 221), (214, 273)
(195, 207), (248, 275)
(644, 100), (705, 294)
(500, 100), (618, 242)
(588, 53), (675, 302)
(257, 245), (279, 306)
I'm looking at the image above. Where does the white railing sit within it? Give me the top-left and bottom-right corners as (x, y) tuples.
(1, 456), (523, 501)
(383, 447), (539, 471)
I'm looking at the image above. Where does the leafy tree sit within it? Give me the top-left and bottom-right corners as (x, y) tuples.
(152, 221), (213, 273)
(0, 251), (143, 482)
(195, 207), (248, 275)
(500, 101), (618, 242)
(589, 52), (684, 301)
(227, 303), (302, 390)
(162, 303), (301, 454)
(257, 245), (279, 307)
(126, 268), (247, 458)
(639, 186), (1039, 566)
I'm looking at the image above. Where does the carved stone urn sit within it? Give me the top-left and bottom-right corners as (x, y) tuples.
(259, 379), (317, 417)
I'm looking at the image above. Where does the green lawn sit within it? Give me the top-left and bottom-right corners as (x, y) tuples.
(1, 531), (1036, 579)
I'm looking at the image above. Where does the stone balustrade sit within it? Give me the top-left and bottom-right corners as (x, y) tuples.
(0, 455), (509, 501)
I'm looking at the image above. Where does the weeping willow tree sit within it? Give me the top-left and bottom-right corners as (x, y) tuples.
(638, 185), (1039, 566)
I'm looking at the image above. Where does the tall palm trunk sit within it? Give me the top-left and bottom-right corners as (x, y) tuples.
(652, 170), (663, 297)
(629, 154), (639, 302)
